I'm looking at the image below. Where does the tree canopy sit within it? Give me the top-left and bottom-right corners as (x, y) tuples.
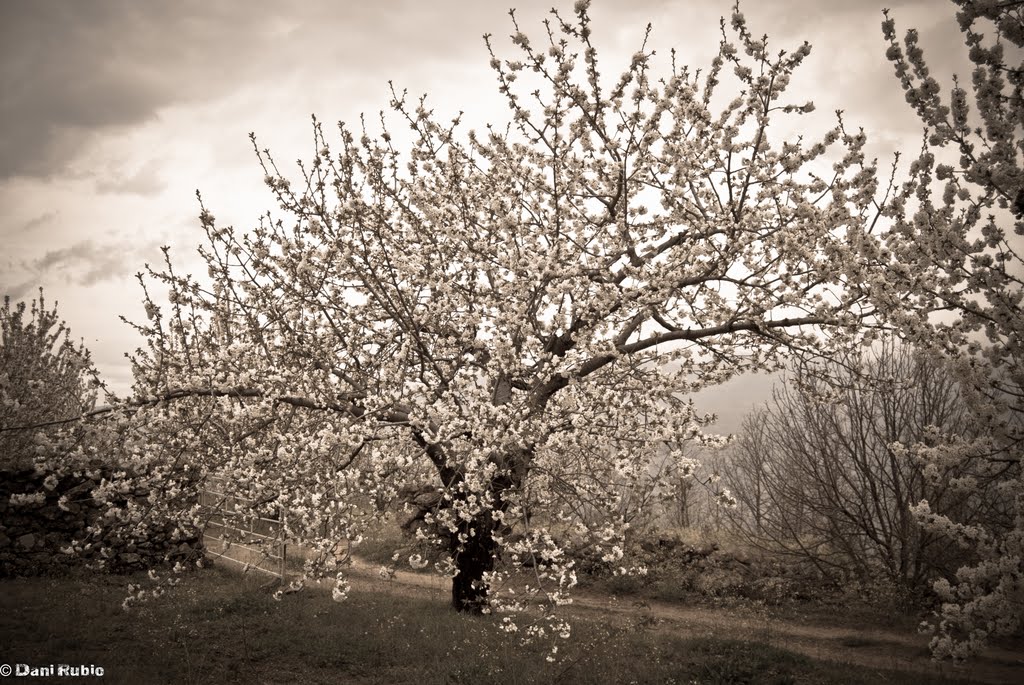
(124, 0), (885, 620)
(14, 0), (1017, 660)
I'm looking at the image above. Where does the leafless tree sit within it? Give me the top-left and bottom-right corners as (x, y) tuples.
(723, 339), (1013, 591)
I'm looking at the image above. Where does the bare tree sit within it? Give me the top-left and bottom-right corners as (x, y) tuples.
(724, 339), (1011, 591)
(726, 409), (771, 535)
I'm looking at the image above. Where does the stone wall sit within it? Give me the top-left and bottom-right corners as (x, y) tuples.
(0, 463), (201, 577)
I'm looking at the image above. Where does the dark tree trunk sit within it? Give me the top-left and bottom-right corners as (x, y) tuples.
(449, 516), (497, 613)
(439, 446), (528, 613)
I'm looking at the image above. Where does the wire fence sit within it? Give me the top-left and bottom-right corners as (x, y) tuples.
(199, 476), (288, 580)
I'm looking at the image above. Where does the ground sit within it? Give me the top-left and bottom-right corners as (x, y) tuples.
(2, 559), (1022, 684)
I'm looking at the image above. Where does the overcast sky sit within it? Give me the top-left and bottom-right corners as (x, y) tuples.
(0, 0), (967, 432)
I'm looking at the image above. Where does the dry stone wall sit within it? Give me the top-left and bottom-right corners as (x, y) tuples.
(0, 462), (201, 577)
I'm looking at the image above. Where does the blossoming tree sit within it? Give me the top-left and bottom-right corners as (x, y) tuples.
(879, 0), (1023, 659)
(27, 1), (891, 642)
(0, 290), (101, 469)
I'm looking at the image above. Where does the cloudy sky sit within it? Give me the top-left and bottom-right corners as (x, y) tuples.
(0, 0), (966, 431)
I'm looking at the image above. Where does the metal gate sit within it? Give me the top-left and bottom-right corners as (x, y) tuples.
(199, 476), (287, 580)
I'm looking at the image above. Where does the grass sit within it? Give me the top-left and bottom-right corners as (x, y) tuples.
(0, 567), (984, 685)
(350, 515), (445, 572)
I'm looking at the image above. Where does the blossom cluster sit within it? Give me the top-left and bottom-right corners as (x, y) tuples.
(879, 0), (1023, 659)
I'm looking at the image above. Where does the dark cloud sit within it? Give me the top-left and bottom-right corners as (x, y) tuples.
(95, 158), (164, 195)
(20, 211), (60, 233)
(0, 0), (544, 183)
(2, 238), (163, 301)
(0, 0), (343, 181)
(1, 279), (40, 302)
(31, 240), (136, 285)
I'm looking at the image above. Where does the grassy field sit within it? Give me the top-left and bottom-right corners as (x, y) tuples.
(0, 566), (1002, 685)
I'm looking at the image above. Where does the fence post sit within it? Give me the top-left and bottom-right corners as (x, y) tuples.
(280, 506), (286, 582)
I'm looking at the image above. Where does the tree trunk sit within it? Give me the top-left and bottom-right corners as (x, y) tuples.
(441, 446), (528, 613)
(449, 517), (497, 613)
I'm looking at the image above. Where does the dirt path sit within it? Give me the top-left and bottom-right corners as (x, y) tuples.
(569, 592), (1022, 684)
(334, 557), (1024, 684)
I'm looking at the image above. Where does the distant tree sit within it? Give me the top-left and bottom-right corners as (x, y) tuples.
(723, 340), (1009, 593)
(879, 0), (1024, 659)
(24, 1), (893, 649)
(658, 445), (700, 530)
(0, 290), (101, 468)
(723, 408), (772, 536)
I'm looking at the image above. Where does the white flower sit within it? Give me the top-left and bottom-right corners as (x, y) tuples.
(9, 492), (45, 506)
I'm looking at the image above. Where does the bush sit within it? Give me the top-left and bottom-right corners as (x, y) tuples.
(574, 531), (859, 607)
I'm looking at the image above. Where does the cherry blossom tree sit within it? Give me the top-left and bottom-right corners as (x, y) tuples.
(0, 290), (102, 469)
(29, 1), (891, 645)
(878, 0), (1023, 659)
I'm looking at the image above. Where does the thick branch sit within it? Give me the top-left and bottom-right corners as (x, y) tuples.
(530, 312), (854, 406)
(0, 386), (425, 435)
